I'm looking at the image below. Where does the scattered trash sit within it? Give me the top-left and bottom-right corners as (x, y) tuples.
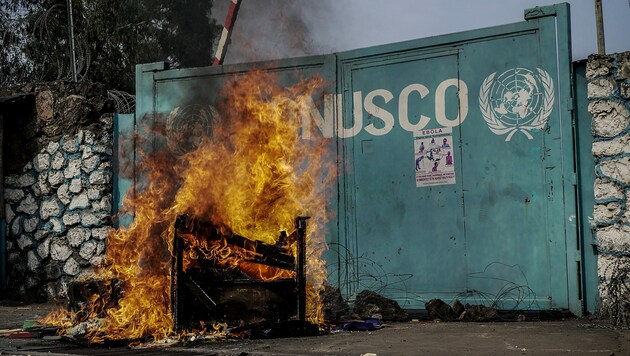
(459, 304), (497, 322)
(426, 299), (457, 321)
(0, 329), (23, 337)
(426, 299), (497, 322)
(22, 320), (42, 329)
(321, 283), (351, 321)
(65, 319), (104, 338)
(0, 321), (60, 340)
(353, 290), (408, 321)
(24, 325), (60, 335)
(453, 299), (465, 317)
(6, 331), (41, 339)
(16, 307), (31, 311)
(342, 318), (383, 331)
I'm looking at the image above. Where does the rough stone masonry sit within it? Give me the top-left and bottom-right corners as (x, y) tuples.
(587, 51), (630, 324)
(2, 82), (114, 300)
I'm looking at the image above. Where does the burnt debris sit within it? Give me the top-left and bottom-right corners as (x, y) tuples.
(171, 214), (314, 336)
(353, 290), (408, 322)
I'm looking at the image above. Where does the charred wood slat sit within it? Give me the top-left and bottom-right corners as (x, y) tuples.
(171, 214), (309, 331)
(295, 216), (308, 323)
(171, 236), (184, 330)
(185, 276), (217, 310)
(68, 278), (124, 318)
(175, 214), (295, 270)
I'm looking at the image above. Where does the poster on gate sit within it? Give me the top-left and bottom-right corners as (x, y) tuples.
(413, 127), (456, 187)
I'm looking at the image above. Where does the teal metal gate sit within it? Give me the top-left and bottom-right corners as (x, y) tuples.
(126, 4), (588, 314)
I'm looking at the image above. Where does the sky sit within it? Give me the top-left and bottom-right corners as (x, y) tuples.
(214, 0), (630, 64)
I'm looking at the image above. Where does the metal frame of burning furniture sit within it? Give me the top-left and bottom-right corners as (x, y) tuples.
(170, 214), (309, 331)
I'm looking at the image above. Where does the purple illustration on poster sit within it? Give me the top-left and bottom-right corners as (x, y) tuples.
(414, 127), (455, 187)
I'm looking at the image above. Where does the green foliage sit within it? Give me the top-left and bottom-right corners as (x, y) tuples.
(0, 0), (222, 91)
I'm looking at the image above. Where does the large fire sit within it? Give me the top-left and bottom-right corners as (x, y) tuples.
(41, 70), (334, 343)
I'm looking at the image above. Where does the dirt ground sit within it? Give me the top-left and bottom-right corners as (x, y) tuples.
(0, 302), (629, 355)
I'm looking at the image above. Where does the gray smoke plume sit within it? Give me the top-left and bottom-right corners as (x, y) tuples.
(211, 1), (336, 64)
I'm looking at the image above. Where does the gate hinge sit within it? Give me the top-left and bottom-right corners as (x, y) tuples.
(565, 96), (575, 112)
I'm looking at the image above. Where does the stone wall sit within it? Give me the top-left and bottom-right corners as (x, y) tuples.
(1, 82), (114, 300)
(587, 52), (630, 324)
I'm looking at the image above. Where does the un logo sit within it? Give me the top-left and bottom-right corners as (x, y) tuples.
(479, 68), (554, 141)
(166, 104), (221, 155)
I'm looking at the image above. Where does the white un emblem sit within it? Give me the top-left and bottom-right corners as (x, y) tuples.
(165, 104), (221, 155)
(479, 68), (554, 141)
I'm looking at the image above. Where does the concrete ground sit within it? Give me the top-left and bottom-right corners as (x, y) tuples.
(0, 302), (629, 355)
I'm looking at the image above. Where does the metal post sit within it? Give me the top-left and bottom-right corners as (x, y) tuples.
(212, 0), (242, 66)
(171, 232), (184, 331)
(66, 0), (77, 81)
(595, 0), (606, 54)
(295, 216), (309, 323)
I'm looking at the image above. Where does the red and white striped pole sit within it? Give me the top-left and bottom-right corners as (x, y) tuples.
(212, 0), (242, 66)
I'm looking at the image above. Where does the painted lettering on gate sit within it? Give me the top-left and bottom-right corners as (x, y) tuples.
(421, 128), (443, 135)
(300, 78), (469, 139)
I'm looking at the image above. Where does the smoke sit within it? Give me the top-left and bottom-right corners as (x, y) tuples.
(210, 1), (336, 64)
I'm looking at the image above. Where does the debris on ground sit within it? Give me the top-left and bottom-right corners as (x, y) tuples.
(0, 322), (59, 340)
(65, 318), (104, 338)
(22, 320), (41, 329)
(341, 318), (383, 331)
(426, 299), (497, 322)
(6, 331), (40, 339)
(460, 304), (497, 321)
(0, 329), (22, 336)
(426, 299), (458, 321)
(353, 290), (408, 322)
(321, 283), (351, 321)
(453, 299), (465, 317)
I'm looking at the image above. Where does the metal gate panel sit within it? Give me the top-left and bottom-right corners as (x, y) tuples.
(573, 60), (598, 314)
(134, 55), (336, 162)
(458, 29), (561, 310)
(335, 51), (467, 303)
(112, 113), (135, 228)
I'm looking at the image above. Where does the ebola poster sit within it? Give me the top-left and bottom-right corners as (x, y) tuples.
(414, 127), (456, 187)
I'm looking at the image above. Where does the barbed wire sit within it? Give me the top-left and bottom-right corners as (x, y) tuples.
(107, 89), (135, 114)
(597, 256), (630, 326)
(32, 3), (91, 82)
(326, 242), (539, 312)
(1, 2), (91, 86)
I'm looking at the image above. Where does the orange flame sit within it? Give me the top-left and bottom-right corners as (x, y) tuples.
(42, 70), (334, 341)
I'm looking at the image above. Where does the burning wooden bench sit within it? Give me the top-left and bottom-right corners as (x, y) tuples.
(171, 214), (309, 332)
